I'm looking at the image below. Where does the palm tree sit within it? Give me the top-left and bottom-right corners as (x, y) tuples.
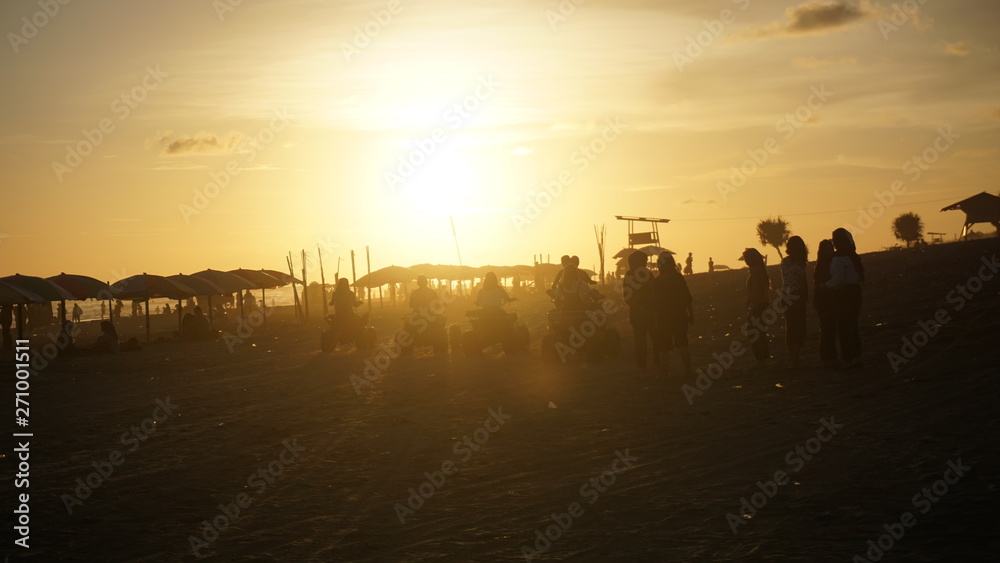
(756, 216), (790, 259)
(892, 212), (924, 247)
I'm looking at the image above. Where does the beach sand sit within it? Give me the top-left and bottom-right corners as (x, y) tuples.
(5, 238), (999, 561)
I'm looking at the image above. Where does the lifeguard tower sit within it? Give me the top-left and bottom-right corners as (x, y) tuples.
(615, 215), (671, 248)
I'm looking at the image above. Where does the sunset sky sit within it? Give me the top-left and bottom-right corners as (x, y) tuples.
(2, 0), (998, 281)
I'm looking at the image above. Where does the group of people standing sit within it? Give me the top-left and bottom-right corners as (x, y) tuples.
(623, 227), (865, 374)
(739, 227), (865, 369)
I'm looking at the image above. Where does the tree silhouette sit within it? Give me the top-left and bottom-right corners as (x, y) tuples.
(892, 212), (924, 247)
(756, 216), (790, 259)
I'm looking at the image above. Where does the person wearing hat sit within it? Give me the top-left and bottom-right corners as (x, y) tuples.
(653, 252), (693, 376)
(740, 247), (771, 366)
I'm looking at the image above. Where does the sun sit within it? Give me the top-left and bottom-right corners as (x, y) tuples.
(397, 147), (476, 218)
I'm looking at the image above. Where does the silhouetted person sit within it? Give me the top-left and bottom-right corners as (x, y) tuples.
(476, 272), (510, 310)
(114, 299), (123, 320)
(653, 252), (693, 376)
(100, 301), (106, 319)
(409, 275), (438, 314)
(182, 306), (212, 340)
(243, 290), (257, 312)
(684, 252), (694, 275)
(72, 303), (82, 322)
(554, 259), (598, 312)
(813, 239), (837, 367)
(826, 228), (864, 368)
(131, 300), (141, 318)
(330, 278), (363, 332)
(163, 302), (172, 315)
(781, 236), (809, 367)
(92, 320), (119, 354)
(624, 251), (657, 372)
(741, 248), (771, 367)
(708, 257), (714, 273)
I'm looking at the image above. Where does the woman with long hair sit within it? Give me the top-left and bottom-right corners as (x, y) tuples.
(624, 251), (657, 372)
(653, 252), (693, 376)
(813, 239), (837, 367)
(826, 228), (865, 368)
(780, 236), (809, 366)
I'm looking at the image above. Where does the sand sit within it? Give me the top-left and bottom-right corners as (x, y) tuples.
(4, 238), (999, 561)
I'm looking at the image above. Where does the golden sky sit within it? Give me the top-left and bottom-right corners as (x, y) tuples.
(2, 0), (998, 280)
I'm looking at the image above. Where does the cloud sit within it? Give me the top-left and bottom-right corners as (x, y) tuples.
(791, 56), (858, 68)
(146, 130), (246, 156)
(679, 198), (718, 205)
(511, 146), (533, 156)
(738, 0), (877, 41)
(982, 107), (1000, 120)
(939, 40), (972, 57)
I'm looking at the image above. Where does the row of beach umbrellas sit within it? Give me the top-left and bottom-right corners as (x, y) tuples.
(1, 269), (302, 341)
(353, 263), (601, 289)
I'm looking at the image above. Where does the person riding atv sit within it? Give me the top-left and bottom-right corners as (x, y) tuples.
(400, 275), (448, 356)
(454, 272), (529, 355)
(541, 257), (620, 362)
(321, 278), (376, 351)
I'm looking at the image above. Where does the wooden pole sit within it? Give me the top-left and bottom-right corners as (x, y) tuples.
(365, 246), (372, 314)
(450, 215), (463, 266)
(301, 249), (310, 321)
(287, 252), (301, 321)
(318, 245), (329, 318)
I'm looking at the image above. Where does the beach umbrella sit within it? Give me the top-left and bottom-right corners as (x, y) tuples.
(47, 273), (121, 329)
(191, 269), (258, 322)
(228, 269), (282, 288)
(112, 274), (194, 342)
(355, 265), (416, 289)
(2, 274), (76, 302)
(190, 269), (257, 292)
(0, 281), (45, 341)
(47, 273), (118, 300)
(0, 281), (44, 304)
(612, 246), (672, 260)
(229, 269), (285, 330)
(168, 274), (227, 333)
(260, 269), (301, 285)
